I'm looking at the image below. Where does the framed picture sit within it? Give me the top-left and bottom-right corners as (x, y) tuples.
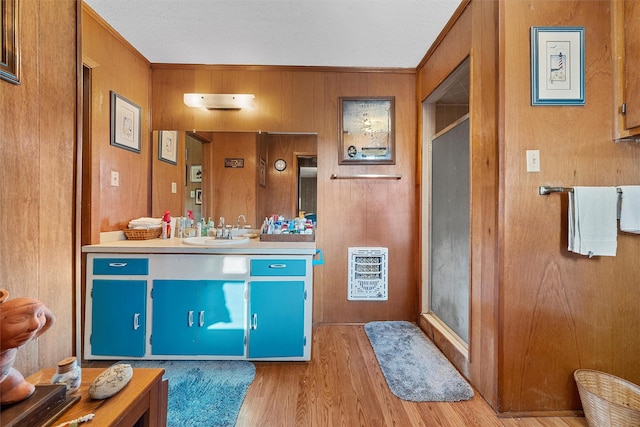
(339, 97), (395, 164)
(530, 27), (585, 106)
(110, 91), (141, 152)
(1, 0), (19, 84)
(195, 189), (202, 205)
(259, 157), (266, 187)
(190, 165), (202, 183)
(159, 130), (178, 165)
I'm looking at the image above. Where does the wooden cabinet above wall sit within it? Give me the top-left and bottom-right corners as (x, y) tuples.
(613, 0), (640, 140)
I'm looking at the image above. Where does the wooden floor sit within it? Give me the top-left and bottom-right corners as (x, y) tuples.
(236, 324), (588, 427)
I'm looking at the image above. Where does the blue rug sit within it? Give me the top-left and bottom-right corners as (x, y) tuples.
(124, 360), (255, 427)
(364, 321), (474, 402)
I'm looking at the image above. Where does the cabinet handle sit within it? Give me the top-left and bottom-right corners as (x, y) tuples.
(199, 310), (205, 327)
(108, 262), (127, 267)
(251, 313), (258, 330)
(268, 263), (287, 269)
(188, 310), (194, 327)
(133, 313), (140, 330)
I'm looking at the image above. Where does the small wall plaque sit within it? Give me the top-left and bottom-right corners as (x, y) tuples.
(224, 158), (244, 168)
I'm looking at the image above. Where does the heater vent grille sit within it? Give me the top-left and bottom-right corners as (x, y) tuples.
(348, 247), (388, 301)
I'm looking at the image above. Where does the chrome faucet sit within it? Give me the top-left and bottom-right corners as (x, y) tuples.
(216, 217), (225, 238)
(237, 214), (247, 229)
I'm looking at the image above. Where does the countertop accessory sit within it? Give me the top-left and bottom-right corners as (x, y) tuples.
(123, 228), (162, 240)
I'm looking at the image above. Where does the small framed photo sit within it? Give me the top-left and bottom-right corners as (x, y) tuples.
(159, 130), (178, 165)
(531, 26), (585, 106)
(110, 91), (141, 152)
(195, 188), (202, 205)
(339, 97), (395, 164)
(190, 165), (202, 183)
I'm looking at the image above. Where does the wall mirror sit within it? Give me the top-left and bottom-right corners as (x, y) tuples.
(152, 131), (317, 229)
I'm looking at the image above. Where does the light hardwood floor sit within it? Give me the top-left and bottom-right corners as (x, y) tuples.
(236, 324), (588, 427)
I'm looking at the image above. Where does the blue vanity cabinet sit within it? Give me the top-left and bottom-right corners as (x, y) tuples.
(151, 279), (246, 356)
(86, 256), (149, 357)
(83, 249), (314, 361)
(248, 258), (309, 359)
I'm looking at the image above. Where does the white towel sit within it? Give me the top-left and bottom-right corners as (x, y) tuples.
(568, 187), (618, 257)
(618, 186), (640, 234)
(128, 217), (162, 229)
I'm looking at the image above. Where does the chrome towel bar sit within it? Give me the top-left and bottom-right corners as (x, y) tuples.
(539, 185), (623, 195)
(330, 174), (402, 180)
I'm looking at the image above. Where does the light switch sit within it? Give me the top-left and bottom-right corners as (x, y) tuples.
(110, 171), (120, 187)
(526, 150), (540, 172)
(171, 182), (177, 193)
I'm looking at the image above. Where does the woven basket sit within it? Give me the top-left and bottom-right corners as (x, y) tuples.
(123, 227), (162, 240)
(574, 369), (640, 427)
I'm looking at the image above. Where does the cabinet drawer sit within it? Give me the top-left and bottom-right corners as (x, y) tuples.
(250, 259), (306, 276)
(93, 258), (149, 275)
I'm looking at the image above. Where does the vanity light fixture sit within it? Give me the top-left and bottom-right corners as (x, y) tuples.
(183, 93), (255, 110)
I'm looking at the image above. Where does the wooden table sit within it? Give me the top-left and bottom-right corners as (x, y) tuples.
(27, 367), (168, 427)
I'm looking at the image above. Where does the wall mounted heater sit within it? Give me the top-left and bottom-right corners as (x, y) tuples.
(348, 247), (388, 301)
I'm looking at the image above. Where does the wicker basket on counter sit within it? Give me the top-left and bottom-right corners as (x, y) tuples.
(574, 369), (640, 427)
(123, 227), (162, 240)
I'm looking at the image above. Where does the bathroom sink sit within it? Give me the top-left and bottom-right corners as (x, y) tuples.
(183, 236), (250, 246)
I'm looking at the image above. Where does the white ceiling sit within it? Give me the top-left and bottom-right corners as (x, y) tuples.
(83, 0), (462, 68)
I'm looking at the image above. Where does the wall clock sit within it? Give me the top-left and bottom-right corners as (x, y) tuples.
(274, 159), (287, 171)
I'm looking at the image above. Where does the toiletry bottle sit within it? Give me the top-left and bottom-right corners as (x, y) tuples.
(162, 211), (172, 239)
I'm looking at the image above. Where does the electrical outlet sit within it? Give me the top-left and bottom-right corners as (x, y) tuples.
(171, 182), (177, 193)
(526, 150), (540, 172)
(110, 171), (120, 187)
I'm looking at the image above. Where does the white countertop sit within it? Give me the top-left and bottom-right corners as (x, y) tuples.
(82, 236), (317, 255)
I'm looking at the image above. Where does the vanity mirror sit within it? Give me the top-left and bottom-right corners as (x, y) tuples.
(152, 131), (317, 228)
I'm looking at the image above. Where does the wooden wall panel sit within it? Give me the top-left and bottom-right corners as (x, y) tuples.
(206, 132), (258, 227)
(469, 0), (499, 410)
(499, 0), (640, 414)
(82, 5), (151, 240)
(151, 67), (417, 323)
(0, 0), (76, 376)
(263, 134), (317, 220)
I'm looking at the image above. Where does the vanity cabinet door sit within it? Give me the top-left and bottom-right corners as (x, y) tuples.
(90, 279), (147, 357)
(197, 280), (246, 356)
(151, 280), (199, 354)
(152, 280), (245, 356)
(248, 280), (305, 358)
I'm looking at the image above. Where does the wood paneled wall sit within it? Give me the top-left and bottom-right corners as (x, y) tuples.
(501, 0), (640, 414)
(205, 132), (259, 227)
(82, 5), (151, 242)
(0, 0), (77, 376)
(151, 66), (418, 323)
(419, 0), (640, 416)
(262, 134), (317, 220)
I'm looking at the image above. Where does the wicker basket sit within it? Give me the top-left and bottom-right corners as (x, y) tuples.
(123, 227), (162, 240)
(574, 369), (640, 427)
